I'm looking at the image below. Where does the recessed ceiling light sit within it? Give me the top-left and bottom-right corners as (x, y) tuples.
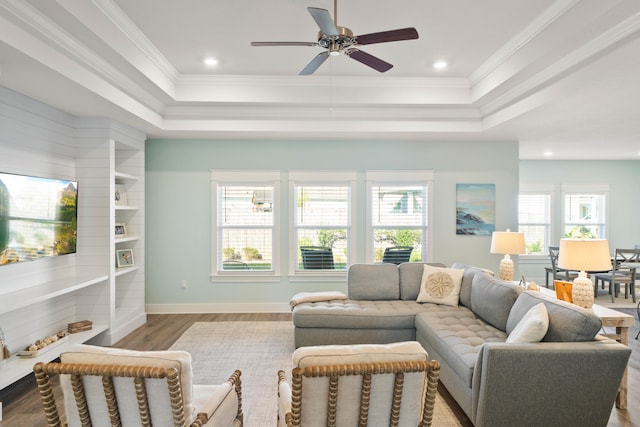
(433, 60), (448, 70)
(203, 57), (219, 67)
(543, 150), (553, 157)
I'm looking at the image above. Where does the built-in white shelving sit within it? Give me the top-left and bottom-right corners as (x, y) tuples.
(0, 102), (147, 391)
(0, 324), (109, 390)
(0, 271), (108, 316)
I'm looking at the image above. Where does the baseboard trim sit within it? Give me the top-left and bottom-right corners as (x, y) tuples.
(146, 302), (291, 314)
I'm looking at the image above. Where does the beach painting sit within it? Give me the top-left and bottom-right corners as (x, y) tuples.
(456, 183), (495, 235)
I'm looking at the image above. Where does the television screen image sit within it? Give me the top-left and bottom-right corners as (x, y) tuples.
(0, 172), (78, 266)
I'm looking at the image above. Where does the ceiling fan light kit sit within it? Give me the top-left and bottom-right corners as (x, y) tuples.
(251, 1), (418, 75)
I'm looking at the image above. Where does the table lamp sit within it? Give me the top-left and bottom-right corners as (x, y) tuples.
(557, 238), (611, 309)
(490, 229), (526, 281)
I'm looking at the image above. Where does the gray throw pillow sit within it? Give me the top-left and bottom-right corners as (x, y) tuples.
(450, 263), (486, 309)
(470, 273), (523, 332)
(506, 291), (602, 342)
(348, 263), (399, 300)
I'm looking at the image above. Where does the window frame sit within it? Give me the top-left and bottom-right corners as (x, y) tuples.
(365, 170), (434, 263)
(518, 185), (553, 257)
(210, 170), (281, 282)
(288, 170), (357, 279)
(561, 184), (609, 239)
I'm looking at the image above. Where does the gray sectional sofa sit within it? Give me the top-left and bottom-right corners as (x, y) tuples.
(290, 262), (631, 427)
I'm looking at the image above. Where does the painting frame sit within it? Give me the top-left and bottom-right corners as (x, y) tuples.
(115, 223), (127, 238)
(116, 248), (134, 268)
(456, 183), (496, 235)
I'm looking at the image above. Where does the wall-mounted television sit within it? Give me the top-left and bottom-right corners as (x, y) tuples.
(0, 172), (78, 266)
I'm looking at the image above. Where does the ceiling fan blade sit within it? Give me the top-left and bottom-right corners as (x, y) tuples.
(348, 49), (393, 73)
(300, 51), (330, 75)
(251, 41), (318, 47)
(308, 7), (338, 36)
(356, 27), (419, 45)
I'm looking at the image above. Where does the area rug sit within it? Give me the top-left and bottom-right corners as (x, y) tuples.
(169, 321), (464, 426)
(594, 289), (638, 308)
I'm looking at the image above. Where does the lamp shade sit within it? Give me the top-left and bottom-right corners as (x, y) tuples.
(557, 238), (611, 272)
(490, 230), (526, 255)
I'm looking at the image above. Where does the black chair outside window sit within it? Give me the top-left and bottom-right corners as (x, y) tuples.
(382, 246), (413, 265)
(300, 246), (334, 269)
(222, 260), (250, 270)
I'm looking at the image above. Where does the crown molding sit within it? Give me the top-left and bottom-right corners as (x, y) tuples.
(470, 0), (580, 86)
(481, 11), (640, 119)
(0, 0), (167, 113)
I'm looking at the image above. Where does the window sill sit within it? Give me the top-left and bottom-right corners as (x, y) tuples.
(210, 274), (282, 283)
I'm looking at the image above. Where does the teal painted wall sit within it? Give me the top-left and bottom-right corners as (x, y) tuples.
(145, 139), (519, 307)
(519, 159), (640, 282)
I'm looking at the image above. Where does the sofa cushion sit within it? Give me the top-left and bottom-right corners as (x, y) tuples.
(416, 265), (464, 307)
(506, 291), (602, 342)
(450, 263), (492, 309)
(348, 263), (399, 300)
(471, 273), (523, 332)
(292, 300), (428, 329)
(506, 302), (549, 343)
(415, 309), (506, 387)
(398, 262), (447, 300)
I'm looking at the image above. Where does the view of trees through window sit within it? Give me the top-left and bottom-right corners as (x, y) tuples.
(295, 185), (350, 270)
(218, 185), (274, 271)
(372, 186), (425, 262)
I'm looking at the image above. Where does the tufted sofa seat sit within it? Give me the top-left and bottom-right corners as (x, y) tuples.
(290, 262), (632, 427)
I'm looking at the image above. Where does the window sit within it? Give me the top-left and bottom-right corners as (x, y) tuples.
(211, 171), (280, 279)
(366, 171), (433, 263)
(290, 171), (356, 273)
(562, 186), (608, 238)
(518, 191), (551, 255)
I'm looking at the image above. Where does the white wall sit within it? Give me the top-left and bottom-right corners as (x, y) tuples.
(145, 139), (520, 312)
(519, 159), (640, 284)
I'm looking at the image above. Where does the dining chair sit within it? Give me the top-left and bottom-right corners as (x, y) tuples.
(382, 246), (413, 264)
(593, 248), (640, 303)
(33, 344), (243, 427)
(544, 245), (578, 288)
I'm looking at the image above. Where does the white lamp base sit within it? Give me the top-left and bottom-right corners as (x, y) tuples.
(499, 254), (514, 281)
(572, 271), (594, 309)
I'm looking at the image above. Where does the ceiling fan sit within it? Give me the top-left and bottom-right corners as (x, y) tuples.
(250, 0), (419, 75)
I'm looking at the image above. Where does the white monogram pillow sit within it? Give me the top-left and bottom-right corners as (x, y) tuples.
(416, 265), (464, 307)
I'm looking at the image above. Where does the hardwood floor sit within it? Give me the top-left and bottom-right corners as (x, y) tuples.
(0, 312), (637, 426)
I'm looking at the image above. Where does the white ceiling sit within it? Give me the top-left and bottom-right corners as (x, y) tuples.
(1, 0), (639, 159)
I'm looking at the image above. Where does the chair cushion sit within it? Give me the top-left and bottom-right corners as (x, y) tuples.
(348, 263), (399, 300)
(506, 291), (602, 342)
(471, 273), (523, 332)
(193, 384), (239, 426)
(60, 344), (195, 425)
(293, 341), (428, 367)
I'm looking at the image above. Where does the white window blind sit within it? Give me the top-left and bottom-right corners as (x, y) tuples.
(211, 171), (280, 278)
(518, 193), (551, 254)
(563, 193), (607, 238)
(366, 171), (433, 263)
(294, 185), (350, 270)
(371, 185), (426, 262)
